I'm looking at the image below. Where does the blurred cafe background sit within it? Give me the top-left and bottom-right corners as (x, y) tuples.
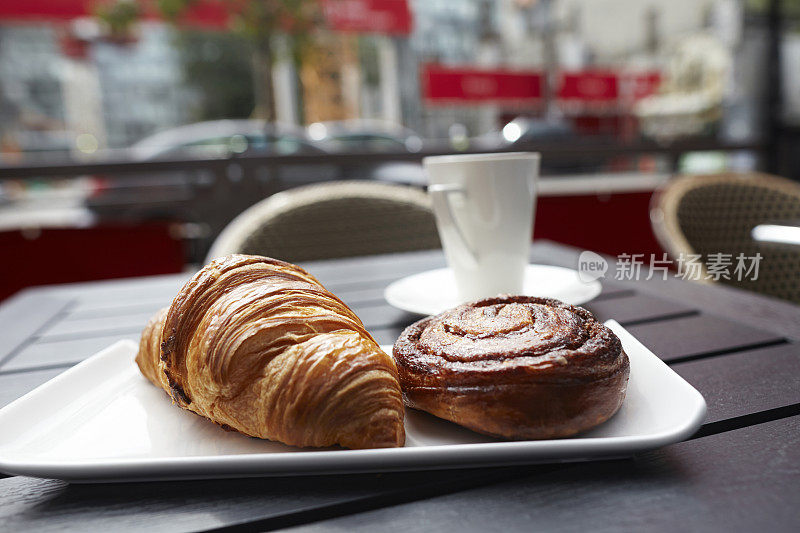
(1, 0), (799, 302)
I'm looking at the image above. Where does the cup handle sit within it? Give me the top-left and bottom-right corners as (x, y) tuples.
(428, 183), (479, 268)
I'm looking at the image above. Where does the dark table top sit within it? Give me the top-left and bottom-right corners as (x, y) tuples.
(0, 241), (798, 532)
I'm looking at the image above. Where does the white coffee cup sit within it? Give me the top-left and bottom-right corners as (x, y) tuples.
(425, 152), (539, 302)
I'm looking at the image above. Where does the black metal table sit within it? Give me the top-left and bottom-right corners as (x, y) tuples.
(0, 241), (798, 532)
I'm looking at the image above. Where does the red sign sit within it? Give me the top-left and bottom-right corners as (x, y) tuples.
(628, 71), (662, 100)
(322, 0), (412, 35)
(423, 65), (543, 105)
(558, 71), (619, 102)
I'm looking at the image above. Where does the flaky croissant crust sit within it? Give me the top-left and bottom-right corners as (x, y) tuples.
(136, 254), (405, 449)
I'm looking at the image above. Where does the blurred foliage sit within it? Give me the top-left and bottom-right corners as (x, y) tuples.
(93, 0), (142, 39)
(357, 37), (380, 87)
(175, 30), (256, 121)
(155, 0), (192, 20)
(153, 0), (323, 60)
(746, 0), (800, 17)
(93, 0), (324, 120)
(745, 0), (800, 32)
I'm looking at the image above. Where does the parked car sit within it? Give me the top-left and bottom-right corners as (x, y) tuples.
(87, 120), (332, 223)
(472, 116), (574, 150)
(85, 119), (427, 223)
(306, 119), (425, 183)
(475, 116), (613, 174)
(306, 119), (423, 154)
(129, 119), (323, 160)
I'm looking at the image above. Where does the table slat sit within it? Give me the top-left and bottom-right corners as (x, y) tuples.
(583, 293), (694, 325)
(365, 326), (407, 346)
(41, 276), (189, 305)
(0, 334), (139, 372)
(67, 299), (167, 320)
(301, 251), (446, 285)
(0, 367), (71, 409)
(39, 312), (155, 340)
(0, 292), (72, 363)
(625, 313), (786, 362)
(0, 467), (507, 533)
(673, 342), (800, 423)
(285, 415), (800, 533)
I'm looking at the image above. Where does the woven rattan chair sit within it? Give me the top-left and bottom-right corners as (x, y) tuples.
(651, 172), (800, 303)
(206, 180), (440, 263)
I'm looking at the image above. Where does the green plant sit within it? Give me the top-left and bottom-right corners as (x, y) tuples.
(94, 0), (142, 40)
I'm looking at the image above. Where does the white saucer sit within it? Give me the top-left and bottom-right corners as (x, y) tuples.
(384, 264), (602, 316)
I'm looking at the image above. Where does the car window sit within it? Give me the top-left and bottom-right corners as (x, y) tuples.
(327, 134), (405, 152)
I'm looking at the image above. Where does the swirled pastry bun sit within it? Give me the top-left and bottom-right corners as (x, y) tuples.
(393, 295), (629, 440)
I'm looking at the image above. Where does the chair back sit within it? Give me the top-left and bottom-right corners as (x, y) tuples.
(206, 180), (440, 263)
(652, 172), (800, 303)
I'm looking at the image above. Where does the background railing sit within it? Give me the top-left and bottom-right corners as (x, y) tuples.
(0, 138), (766, 263)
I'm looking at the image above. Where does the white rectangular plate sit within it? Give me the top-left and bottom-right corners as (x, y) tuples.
(0, 321), (705, 482)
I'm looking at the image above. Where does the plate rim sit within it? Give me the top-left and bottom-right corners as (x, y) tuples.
(0, 322), (706, 482)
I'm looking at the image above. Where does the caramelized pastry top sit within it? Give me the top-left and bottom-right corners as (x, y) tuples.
(394, 295), (625, 386)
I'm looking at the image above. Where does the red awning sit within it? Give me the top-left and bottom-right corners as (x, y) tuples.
(0, 0), (91, 21)
(0, 0), (229, 28)
(0, 0), (412, 33)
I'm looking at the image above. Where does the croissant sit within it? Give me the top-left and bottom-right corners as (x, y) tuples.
(136, 254), (405, 449)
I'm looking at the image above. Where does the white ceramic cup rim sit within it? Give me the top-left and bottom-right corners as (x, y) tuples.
(423, 151), (540, 166)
